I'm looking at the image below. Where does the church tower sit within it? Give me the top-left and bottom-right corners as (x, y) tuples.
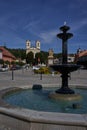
(36, 40), (40, 50)
(26, 40), (31, 54)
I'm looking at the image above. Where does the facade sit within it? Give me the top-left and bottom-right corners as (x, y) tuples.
(75, 48), (87, 67)
(0, 46), (16, 63)
(58, 55), (75, 64)
(75, 48), (87, 61)
(67, 55), (75, 63)
(26, 40), (40, 58)
(75, 48), (87, 58)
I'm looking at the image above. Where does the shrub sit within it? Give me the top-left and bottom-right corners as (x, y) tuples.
(34, 66), (51, 74)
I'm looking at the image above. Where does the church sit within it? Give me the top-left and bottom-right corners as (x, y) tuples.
(26, 40), (40, 58)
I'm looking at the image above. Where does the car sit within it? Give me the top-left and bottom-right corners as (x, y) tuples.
(0, 65), (9, 72)
(22, 64), (30, 69)
(32, 66), (40, 70)
(10, 65), (21, 70)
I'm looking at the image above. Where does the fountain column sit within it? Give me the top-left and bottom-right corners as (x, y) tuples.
(55, 25), (74, 94)
(49, 24), (81, 100)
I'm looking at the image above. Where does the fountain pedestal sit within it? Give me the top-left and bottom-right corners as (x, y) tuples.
(49, 92), (82, 101)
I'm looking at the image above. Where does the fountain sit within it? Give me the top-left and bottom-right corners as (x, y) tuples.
(49, 24), (81, 100)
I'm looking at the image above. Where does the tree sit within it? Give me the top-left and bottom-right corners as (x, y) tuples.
(41, 51), (48, 64)
(35, 52), (45, 64)
(0, 59), (4, 65)
(4, 60), (10, 65)
(26, 52), (34, 65)
(8, 48), (26, 60)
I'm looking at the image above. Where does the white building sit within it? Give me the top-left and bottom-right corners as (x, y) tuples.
(26, 40), (40, 58)
(58, 55), (75, 64)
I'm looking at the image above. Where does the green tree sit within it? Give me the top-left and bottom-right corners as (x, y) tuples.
(21, 49), (26, 60)
(8, 48), (26, 60)
(35, 52), (45, 64)
(26, 52), (34, 65)
(4, 60), (10, 65)
(0, 59), (4, 65)
(41, 51), (49, 65)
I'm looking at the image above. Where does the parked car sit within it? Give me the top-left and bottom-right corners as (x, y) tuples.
(32, 66), (40, 70)
(10, 65), (21, 70)
(0, 65), (9, 72)
(22, 64), (30, 70)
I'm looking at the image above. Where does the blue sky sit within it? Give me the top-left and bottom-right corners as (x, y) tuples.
(0, 0), (87, 53)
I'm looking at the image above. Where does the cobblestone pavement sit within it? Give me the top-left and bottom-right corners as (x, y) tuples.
(0, 68), (87, 90)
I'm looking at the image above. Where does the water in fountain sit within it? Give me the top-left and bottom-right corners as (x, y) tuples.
(4, 87), (87, 114)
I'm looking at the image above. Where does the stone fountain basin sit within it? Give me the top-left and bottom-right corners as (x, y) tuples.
(0, 86), (87, 130)
(50, 64), (80, 73)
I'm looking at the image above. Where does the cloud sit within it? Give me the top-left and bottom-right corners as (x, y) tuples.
(22, 19), (58, 44)
(24, 20), (40, 30)
(39, 29), (58, 43)
(70, 18), (87, 32)
(22, 19), (44, 37)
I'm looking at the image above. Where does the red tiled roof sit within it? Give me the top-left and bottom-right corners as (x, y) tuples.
(0, 46), (16, 60)
(78, 50), (87, 57)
